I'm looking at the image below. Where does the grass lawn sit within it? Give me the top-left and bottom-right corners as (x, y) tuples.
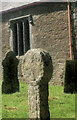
(2, 82), (75, 118)
(49, 85), (75, 118)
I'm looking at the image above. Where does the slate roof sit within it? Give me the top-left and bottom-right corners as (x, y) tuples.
(0, 1), (40, 13)
(0, 0), (75, 13)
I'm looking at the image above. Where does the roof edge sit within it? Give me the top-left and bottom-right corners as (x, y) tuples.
(1, 2), (43, 15)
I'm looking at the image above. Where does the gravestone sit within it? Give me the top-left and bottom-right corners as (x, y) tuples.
(22, 49), (53, 119)
(2, 51), (19, 94)
(64, 60), (77, 93)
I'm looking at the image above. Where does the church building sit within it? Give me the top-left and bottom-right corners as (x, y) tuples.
(1, 2), (77, 85)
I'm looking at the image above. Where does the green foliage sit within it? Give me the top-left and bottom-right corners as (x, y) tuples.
(2, 82), (75, 118)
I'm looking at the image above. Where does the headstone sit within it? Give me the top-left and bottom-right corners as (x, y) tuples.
(22, 49), (53, 119)
(2, 51), (19, 94)
(64, 60), (77, 93)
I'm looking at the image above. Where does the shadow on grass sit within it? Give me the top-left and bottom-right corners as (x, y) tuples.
(75, 94), (77, 119)
(1, 118), (76, 120)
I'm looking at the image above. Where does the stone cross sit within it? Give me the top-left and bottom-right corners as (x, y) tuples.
(2, 51), (19, 94)
(22, 49), (53, 119)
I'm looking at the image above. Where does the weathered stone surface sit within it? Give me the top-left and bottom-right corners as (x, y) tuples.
(22, 49), (53, 85)
(2, 51), (19, 94)
(23, 49), (53, 119)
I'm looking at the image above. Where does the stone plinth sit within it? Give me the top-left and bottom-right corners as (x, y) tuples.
(2, 51), (19, 94)
(22, 49), (53, 119)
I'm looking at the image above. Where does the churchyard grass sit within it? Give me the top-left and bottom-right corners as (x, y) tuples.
(2, 82), (75, 118)
(2, 82), (29, 118)
(49, 85), (75, 118)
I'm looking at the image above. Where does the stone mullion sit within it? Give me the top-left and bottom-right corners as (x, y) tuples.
(12, 27), (16, 52)
(23, 22), (26, 54)
(10, 26), (14, 51)
(10, 23), (18, 55)
(13, 24), (18, 55)
(17, 23), (21, 56)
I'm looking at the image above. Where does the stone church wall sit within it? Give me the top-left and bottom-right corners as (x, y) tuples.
(1, 2), (70, 85)
(71, 3), (77, 59)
